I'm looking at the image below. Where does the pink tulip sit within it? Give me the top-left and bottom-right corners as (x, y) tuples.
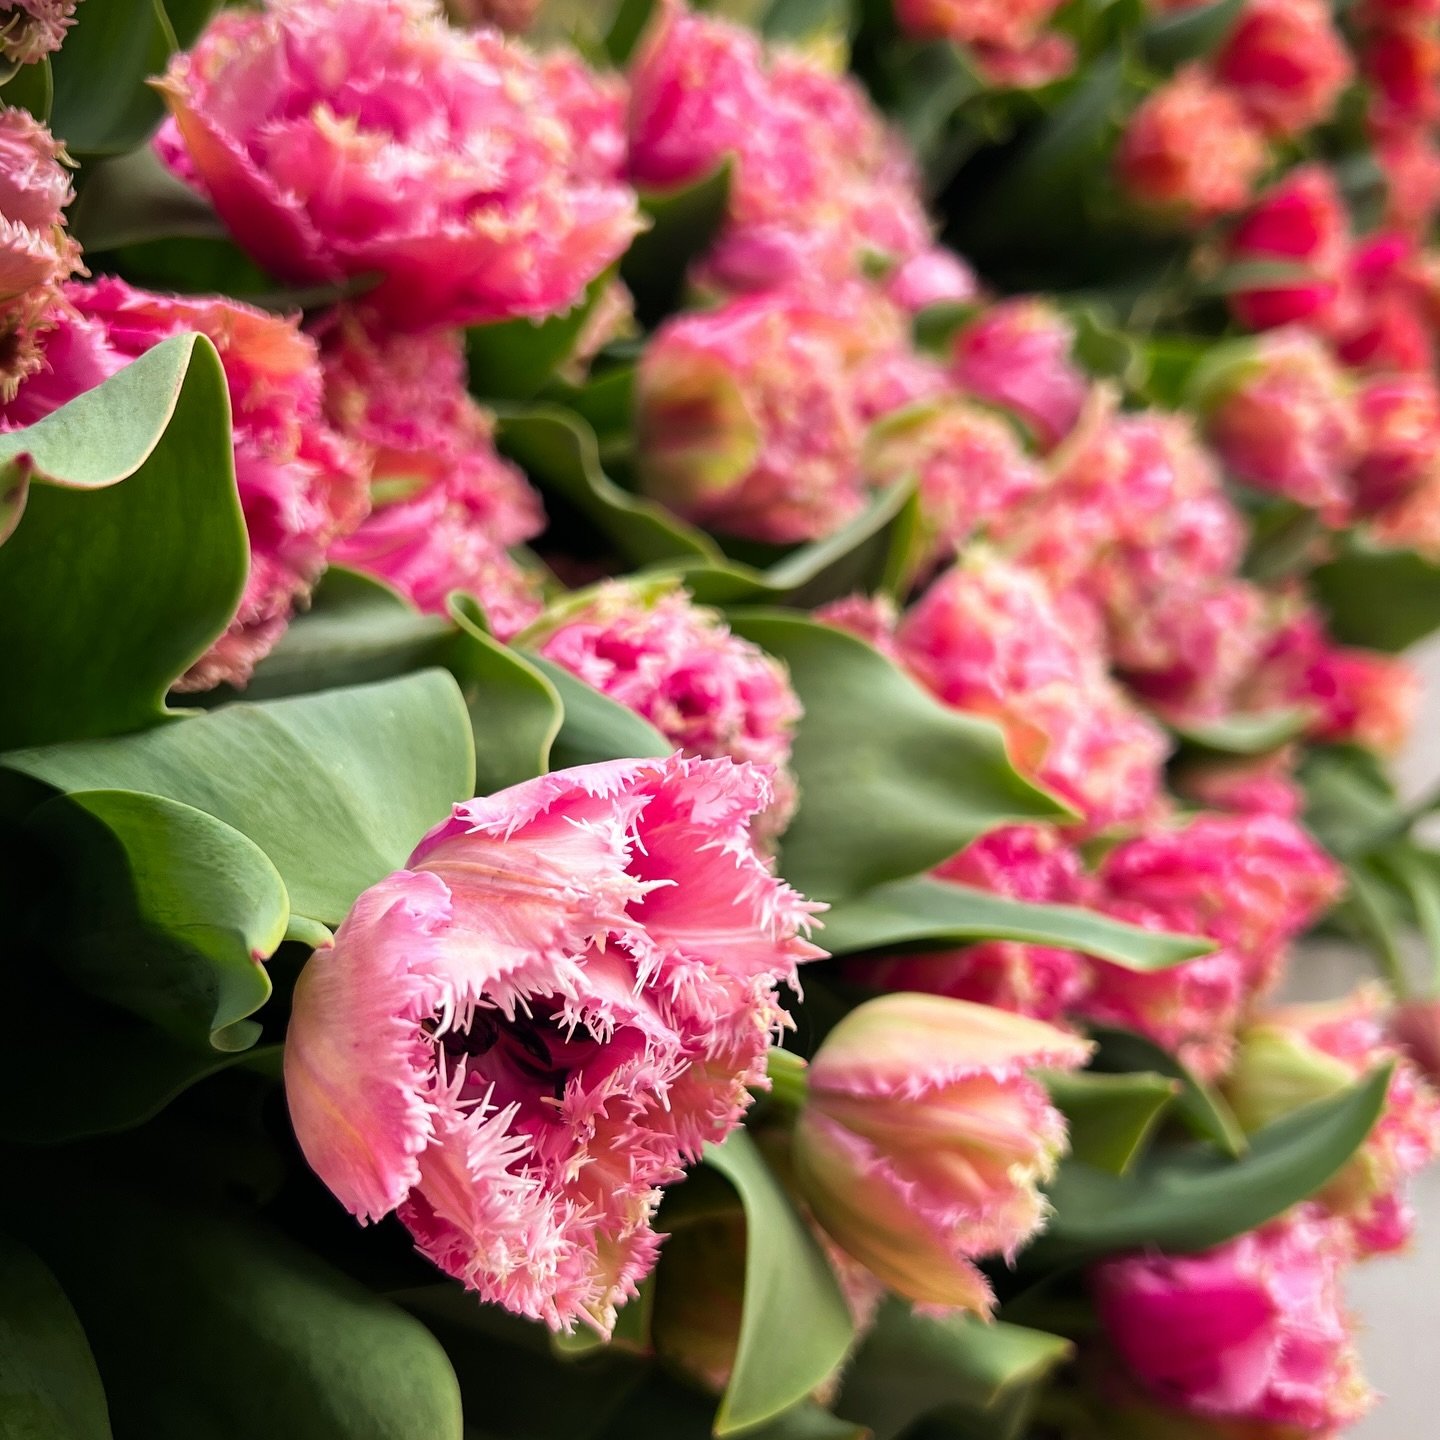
(155, 0), (640, 331)
(892, 0), (1065, 48)
(528, 582), (801, 836)
(1175, 750), (1305, 821)
(1213, 0), (1353, 139)
(1364, 20), (1440, 127)
(1230, 988), (1440, 1256)
(1115, 67), (1268, 223)
(1393, 997), (1440, 1083)
(1333, 231), (1437, 375)
(1352, 372), (1440, 518)
(285, 754), (824, 1333)
(0, 107), (80, 399)
(792, 993), (1090, 1314)
(1200, 330), (1360, 523)
(318, 313), (543, 639)
(0, 0), (75, 64)
(5, 278), (368, 691)
(948, 299), (1088, 452)
(1093, 1208), (1372, 1433)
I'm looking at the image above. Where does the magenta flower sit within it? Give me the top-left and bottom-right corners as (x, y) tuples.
(635, 288), (888, 543)
(319, 313), (543, 639)
(1352, 372), (1440, 555)
(1175, 751), (1305, 822)
(853, 826), (1092, 1023)
(155, 0), (640, 331)
(0, 0), (75, 65)
(1229, 989), (1440, 1256)
(948, 299), (1088, 452)
(5, 278), (368, 690)
(1093, 1208), (1372, 1433)
(896, 553), (1170, 832)
(0, 107), (80, 399)
(528, 582), (802, 835)
(791, 993), (1090, 1314)
(1201, 330), (1360, 523)
(285, 755), (824, 1333)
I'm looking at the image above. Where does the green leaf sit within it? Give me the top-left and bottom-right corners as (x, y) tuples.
(49, 0), (221, 157)
(25, 1192), (462, 1440)
(1311, 539), (1440, 652)
(1171, 707), (1310, 756)
(622, 164), (732, 327)
(604, 0), (659, 65)
(821, 876), (1214, 969)
(2, 55), (52, 122)
(1042, 1070), (1177, 1176)
(468, 270), (616, 403)
(1142, 0), (1243, 68)
(1089, 1026), (1248, 1158)
(525, 655), (671, 769)
(3, 673), (476, 925)
(1026, 1066), (1392, 1266)
(0, 1232), (111, 1440)
(704, 1130), (855, 1436)
(0, 335), (245, 751)
(69, 144), (226, 253)
(837, 1301), (1071, 1440)
(763, 0), (853, 43)
(727, 612), (1067, 900)
(1300, 744), (1401, 860)
(496, 406), (720, 567)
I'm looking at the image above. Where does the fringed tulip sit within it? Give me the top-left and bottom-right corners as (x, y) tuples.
(1393, 997), (1440, 1083)
(0, 0), (75, 65)
(791, 993), (1090, 1314)
(1227, 988), (1440, 1255)
(156, 0), (640, 330)
(319, 314), (543, 638)
(285, 755), (824, 1334)
(1115, 67), (1267, 223)
(6, 277), (368, 690)
(1092, 1208), (1373, 1433)
(892, 0), (1064, 48)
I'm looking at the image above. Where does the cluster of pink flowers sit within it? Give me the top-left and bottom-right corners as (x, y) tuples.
(892, 0), (1076, 87)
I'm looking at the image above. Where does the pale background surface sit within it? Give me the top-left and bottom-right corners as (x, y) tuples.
(1291, 639), (1440, 1439)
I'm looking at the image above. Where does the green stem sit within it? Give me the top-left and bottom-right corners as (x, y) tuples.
(764, 1049), (809, 1112)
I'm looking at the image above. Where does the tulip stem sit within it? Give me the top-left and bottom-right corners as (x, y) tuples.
(765, 1049), (809, 1111)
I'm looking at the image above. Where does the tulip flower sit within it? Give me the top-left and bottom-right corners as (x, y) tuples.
(0, 0), (75, 64)
(285, 755), (824, 1334)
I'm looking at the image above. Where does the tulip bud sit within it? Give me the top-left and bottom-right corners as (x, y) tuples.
(791, 992), (1090, 1315)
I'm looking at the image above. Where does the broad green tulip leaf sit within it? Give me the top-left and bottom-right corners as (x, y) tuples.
(1042, 1070), (1178, 1176)
(1089, 1026), (1248, 1158)
(743, 1403), (868, 1440)
(24, 789), (283, 1049)
(604, 0), (659, 64)
(495, 406), (720, 567)
(468, 269), (616, 403)
(727, 612), (1067, 899)
(704, 1129), (855, 1436)
(525, 655), (671, 769)
(0, 334), (245, 751)
(821, 876), (1213, 970)
(69, 144), (227, 253)
(1142, 0), (1244, 67)
(0, 1232), (111, 1440)
(1311, 540), (1440, 652)
(49, 0), (221, 156)
(623, 164), (732, 326)
(1300, 744), (1401, 861)
(763, 0), (852, 42)
(1027, 1066), (1392, 1266)
(1171, 707), (1310, 756)
(837, 1301), (1071, 1440)
(2, 54), (52, 120)
(3, 672), (476, 925)
(27, 1193), (461, 1440)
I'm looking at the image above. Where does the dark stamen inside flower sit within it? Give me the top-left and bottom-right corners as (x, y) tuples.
(433, 1004), (607, 1111)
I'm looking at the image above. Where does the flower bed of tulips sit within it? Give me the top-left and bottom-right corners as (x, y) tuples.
(7, 0), (1440, 1437)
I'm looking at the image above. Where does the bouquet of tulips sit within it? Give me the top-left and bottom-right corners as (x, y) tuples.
(6, 0), (1440, 1436)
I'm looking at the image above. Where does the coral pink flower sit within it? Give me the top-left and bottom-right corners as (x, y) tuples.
(896, 554), (1170, 831)
(634, 288), (880, 543)
(1176, 749), (1305, 820)
(948, 299), (1088, 452)
(1375, 123), (1440, 236)
(791, 993), (1090, 1314)
(1213, 0), (1353, 138)
(5, 277), (368, 691)
(814, 592), (903, 661)
(892, 0), (1064, 48)
(1114, 67), (1267, 223)
(318, 313), (543, 639)
(1226, 166), (1351, 332)
(0, 0), (75, 64)
(852, 826), (1092, 1023)
(1393, 997), (1440, 1084)
(1092, 1208), (1372, 1432)
(1200, 330), (1360, 522)
(528, 581), (801, 833)
(156, 0), (639, 331)
(0, 108), (81, 399)
(969, 33), (1076, 90)
(1352, 371), (1440, 516)
(285, 754), (824, 1333)
(885, 248), (979, 314)
(1365, 21), (1440, 126)
(1228, 988), (1440, 1255)
(862, 396), (1045, 572)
